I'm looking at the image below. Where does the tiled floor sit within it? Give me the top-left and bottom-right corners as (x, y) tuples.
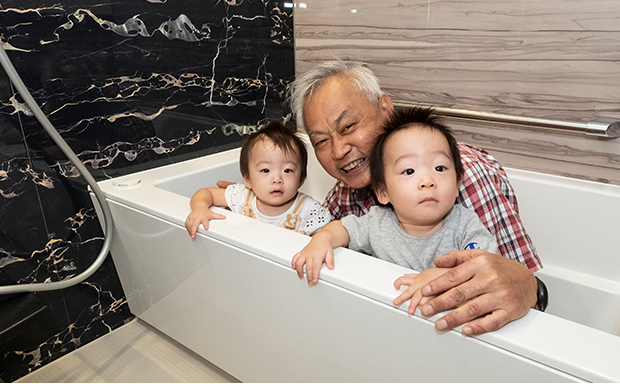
(16, 318), (239, 383)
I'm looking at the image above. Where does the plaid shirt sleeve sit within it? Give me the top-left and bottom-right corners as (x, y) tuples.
(456, 142), (542, 271)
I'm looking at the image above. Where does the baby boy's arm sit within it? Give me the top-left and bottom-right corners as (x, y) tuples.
(291, 220), (350, 286)
(185, 187), (228, 238)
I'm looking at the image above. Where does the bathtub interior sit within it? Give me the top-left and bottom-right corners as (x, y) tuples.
(155, 144), (335, 204)
(507, 168), (620, 336)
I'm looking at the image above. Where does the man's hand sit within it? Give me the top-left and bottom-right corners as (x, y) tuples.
(217, 180), (235, 189)
(419, 249), (537, 336)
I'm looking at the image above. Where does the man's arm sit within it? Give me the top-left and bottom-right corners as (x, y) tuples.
(419, 249), (538, 336)
(457, 143), (542, 271)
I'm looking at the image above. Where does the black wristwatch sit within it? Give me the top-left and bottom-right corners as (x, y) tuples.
(534, 276), (548, 312)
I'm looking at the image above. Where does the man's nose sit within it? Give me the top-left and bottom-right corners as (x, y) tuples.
(331, 135), (351, 160)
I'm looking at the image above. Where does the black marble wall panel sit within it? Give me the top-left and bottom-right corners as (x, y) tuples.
(0, 0), (294, 381)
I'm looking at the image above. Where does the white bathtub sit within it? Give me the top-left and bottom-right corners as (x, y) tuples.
(94, 143), (620, 382)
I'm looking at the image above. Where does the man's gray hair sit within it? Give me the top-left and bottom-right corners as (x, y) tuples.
(287, 60), (383, 132)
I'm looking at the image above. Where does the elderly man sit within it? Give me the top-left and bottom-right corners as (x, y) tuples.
(287, 60), (545, 336)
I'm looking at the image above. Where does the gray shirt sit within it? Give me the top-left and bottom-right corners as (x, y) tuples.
(341, 205), (499, 272)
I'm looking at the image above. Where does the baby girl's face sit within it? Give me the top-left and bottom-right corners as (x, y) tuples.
(243, 138), (304, 216)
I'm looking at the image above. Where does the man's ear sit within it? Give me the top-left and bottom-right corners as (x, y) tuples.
(375, 186), (390, 205)
(379, 94), (394, 115)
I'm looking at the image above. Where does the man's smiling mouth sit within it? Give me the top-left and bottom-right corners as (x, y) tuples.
(342, 158), (366, 173)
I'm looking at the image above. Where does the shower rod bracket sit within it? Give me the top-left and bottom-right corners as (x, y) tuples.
(586, 118), (620, 138)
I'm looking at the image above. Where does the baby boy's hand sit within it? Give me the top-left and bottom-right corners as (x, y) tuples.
(393, 268), (450, 314)
(291, 235), (335, 286)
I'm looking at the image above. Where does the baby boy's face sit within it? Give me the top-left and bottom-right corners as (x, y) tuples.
(376, 124), (459, 236)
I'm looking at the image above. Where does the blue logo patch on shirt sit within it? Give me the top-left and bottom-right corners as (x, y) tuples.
(464, 242), (480, 250)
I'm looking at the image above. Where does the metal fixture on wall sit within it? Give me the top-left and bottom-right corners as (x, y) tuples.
(393, 102), (620, 138)
(0, 44), (114, 295)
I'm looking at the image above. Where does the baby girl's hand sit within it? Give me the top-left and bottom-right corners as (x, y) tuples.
(185, 208), (226, 238)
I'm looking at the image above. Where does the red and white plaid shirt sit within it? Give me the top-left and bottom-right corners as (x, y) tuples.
(323, 142), (542, 272)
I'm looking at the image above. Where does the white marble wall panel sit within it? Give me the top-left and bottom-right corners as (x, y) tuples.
(295, 0), (620, 184)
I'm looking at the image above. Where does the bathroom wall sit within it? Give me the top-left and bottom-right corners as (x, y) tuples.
(295, 0), (620, 184)
(0, 0), (293, 381)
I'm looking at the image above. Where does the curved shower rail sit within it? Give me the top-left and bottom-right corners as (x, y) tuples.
(0, 43), (113, 294)
(393, 102), (620, 138)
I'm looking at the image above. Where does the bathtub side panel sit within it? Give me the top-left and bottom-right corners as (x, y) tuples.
(107, 201), (580, 383)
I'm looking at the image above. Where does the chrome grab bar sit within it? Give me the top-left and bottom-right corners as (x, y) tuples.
(393, 102), (620, 138)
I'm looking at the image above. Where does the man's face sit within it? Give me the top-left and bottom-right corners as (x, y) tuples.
(302, 77), (393, 189)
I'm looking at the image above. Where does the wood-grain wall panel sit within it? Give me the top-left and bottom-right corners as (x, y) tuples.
(295, 0), (620, 184)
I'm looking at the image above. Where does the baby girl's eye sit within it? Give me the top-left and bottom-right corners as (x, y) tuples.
(260, 168), (270, 173)
(403, 168), (415, 175)
(435, 165), (447, 172)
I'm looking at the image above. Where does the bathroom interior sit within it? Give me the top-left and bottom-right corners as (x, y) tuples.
(1, 0), (619, 382)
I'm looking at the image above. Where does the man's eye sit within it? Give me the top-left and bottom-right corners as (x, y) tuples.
(313, 139), (328, 148)
(435, 165), (447, 172)
(403, 168), (415, 175)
